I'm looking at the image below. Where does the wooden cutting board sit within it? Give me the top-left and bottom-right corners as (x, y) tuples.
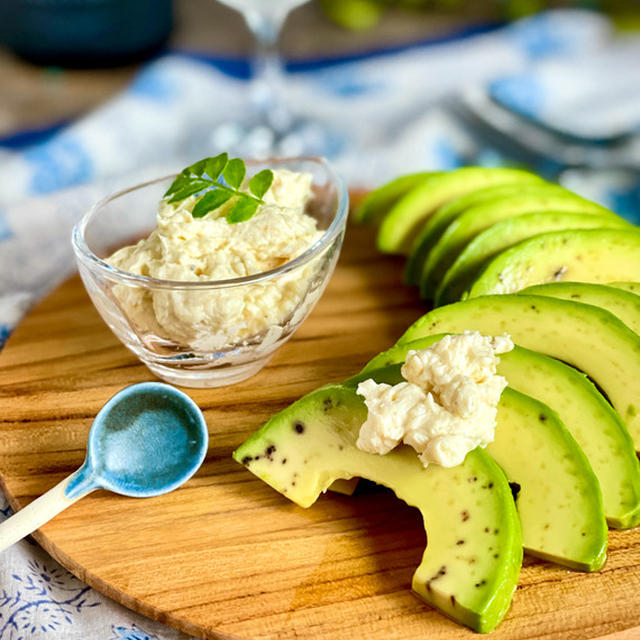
(1, 222), (639, 640)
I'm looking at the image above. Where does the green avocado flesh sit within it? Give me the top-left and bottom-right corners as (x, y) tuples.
(434, 212), (627, 306)
(353, 172), (436, 225)
(521, 282), (640, 336)
(233, 384), (522, 633)
(467, 229), (640, 299)
(397, 295), (640, 448)
(609, 282), (640, 295)
(360, 335), (640, 529)
(347, 365), (606, 569)
(418, 198), (613, 299)
(404, 184), (601, 287)
(377, 167), (541, 256)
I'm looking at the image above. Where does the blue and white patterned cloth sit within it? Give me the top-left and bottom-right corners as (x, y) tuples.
(0, 9), (639, 639)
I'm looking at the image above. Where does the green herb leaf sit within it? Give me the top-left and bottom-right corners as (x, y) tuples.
(248, 169), (274, 199)
(167, 180), (211, 203)
(167, 155), (268, 224)
(188, 158), (208, 177)
(223, 158), (246, 189)
(226, 198), (259, 224)
(204, 153), (228, 181)
(164, 171), (191, 197)
(192, 189), (234, 218)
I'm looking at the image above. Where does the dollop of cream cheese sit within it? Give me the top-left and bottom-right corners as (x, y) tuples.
(356, 331), (514, 468)
(106, 169), (324, 350)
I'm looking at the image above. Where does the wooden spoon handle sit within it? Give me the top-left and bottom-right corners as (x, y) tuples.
(0, 475), (88, 553)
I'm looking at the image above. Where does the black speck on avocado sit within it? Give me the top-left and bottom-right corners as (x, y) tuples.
(265, 445), (276, 457)
(494, 529), (499, 535)
(292, 481), (296, 486)
(539, 414), (547, 422)
(484, 527), (490, 533)
(456, 539), (465, 546)
(487, 482), (493, 489)
(474, 580), (487, 588)
(494, 553), (499, 559)
(509, 482), (521, 501)
(281, 458), (287, 465)
(338, 444), (344, 451)
(530, 305), (537, 311)
(294, 422), (305, 434)
(581, 532), (586, 537)
(451, 595), (456, 607)
(323, 398), (333, 412)
(241, 456), (252, 466)
(461, 510), (470, 522)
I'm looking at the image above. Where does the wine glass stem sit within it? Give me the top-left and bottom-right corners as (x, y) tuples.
(243, 10), (293, 134)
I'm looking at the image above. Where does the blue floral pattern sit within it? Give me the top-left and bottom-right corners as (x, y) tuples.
(0, 561), (101, 639)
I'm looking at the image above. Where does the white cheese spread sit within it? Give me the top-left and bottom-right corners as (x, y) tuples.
(106, 169), (324, 350)
(356, 332), (514, 468)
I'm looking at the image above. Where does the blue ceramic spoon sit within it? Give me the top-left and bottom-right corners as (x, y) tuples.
(0, 382), (208, 552)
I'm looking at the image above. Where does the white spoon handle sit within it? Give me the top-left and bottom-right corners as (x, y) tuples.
(0, 475), (87, 553)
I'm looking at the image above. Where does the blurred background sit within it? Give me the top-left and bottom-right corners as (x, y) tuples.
(1, 0), (640, 219)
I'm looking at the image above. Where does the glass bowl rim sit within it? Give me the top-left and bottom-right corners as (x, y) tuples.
(71, 156), (348, 291)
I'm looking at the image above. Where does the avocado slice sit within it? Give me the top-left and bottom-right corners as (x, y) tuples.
(521, 282), (640, 335)
(377, 167), (542, 256)
(233, 383), (522, 633)
(347, 365), (606, 570)
(353, 172), (436, 226)
(608, 281), (640, 295)
(397, 294), (640, 447)
(419, 199), (615, 299)
(435, 212), (629, 306)
(361, 335), (640, 529)
(405, 183), (601, 287)
(467, 229), (640, 299)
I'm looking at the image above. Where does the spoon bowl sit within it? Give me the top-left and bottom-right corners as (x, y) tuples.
(0, 382), (208, 552)
(67, 382), (208, 498)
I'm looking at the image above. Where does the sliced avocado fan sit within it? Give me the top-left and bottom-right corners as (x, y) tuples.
(466, 228), (640, 298)
(403, 182), (565, 285)
(397, 295), (640, 448)
(377, 167), (542, 255)
(361, 334), (640, 529)
(353, 172), (436, 225)
(416, 193), (611, 297)
(347, 364), (606, 571)
(520, 282), (640, 336)
(435, 212), (629, 306)
(233, 383), (522, 633)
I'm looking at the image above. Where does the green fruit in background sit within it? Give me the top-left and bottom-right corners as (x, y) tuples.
(435, 212), (629, 305)
(320, 0), (385, 31)
(397, 294), (640, 447)
(359, 334), (640, 529)
(233, 383), (522, 633)
(377, 167), (541, 255)
(467, 229), (640, 299)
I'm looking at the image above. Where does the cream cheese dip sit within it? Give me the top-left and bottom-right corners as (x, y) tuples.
(107, 169), (323, 350)
(356, 332), (514, 468)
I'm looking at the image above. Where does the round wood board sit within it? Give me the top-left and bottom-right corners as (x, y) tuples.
(1, 222), (639, 640)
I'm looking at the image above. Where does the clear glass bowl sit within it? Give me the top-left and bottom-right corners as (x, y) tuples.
(72, 157), (348, 388)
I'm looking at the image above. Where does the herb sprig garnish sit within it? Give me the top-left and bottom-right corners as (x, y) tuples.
(164, 153), (274, 223)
